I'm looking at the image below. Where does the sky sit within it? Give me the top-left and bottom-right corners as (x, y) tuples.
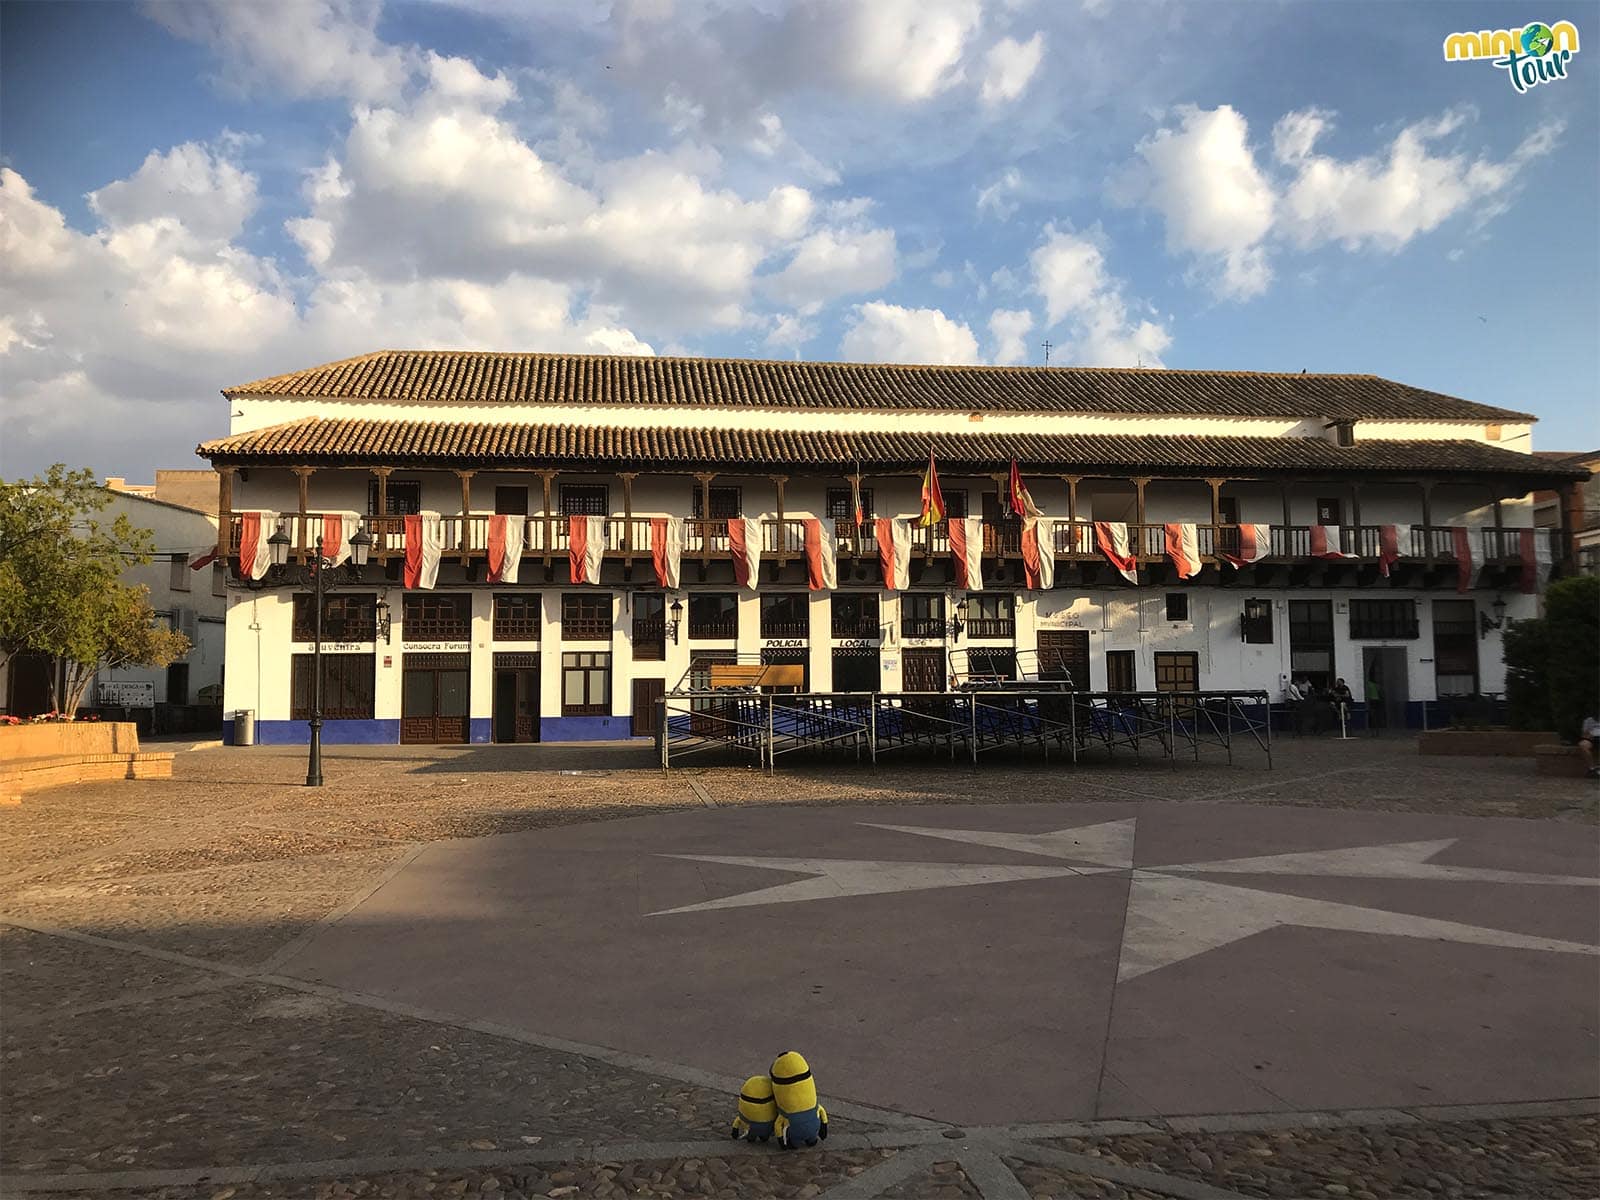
(1, 0), (1596, 480)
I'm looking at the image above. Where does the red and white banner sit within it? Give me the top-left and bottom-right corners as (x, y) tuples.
(803, 518), (836, 591)
(1095, 521), (1137, 584)
(488, 514), (525, 583)
(1378, 523), (1411, 577)
(1220, 523), (1271, 568)
(876, 517), (912, 590)
(651, 516), (683, 590)
(236, 511), (276, 581)
(1452, 526), (1478, 593)
(1164, 522), (1201, 579)
(1310, 524), (1355, 559)
(1021, 517), (1054, 590)
(948, 516), (984, 591)
(569, 515), (606, 585)
(319, 512), (355, 567)
(729, 517), (760, 590)
(404, 513), (445, 590)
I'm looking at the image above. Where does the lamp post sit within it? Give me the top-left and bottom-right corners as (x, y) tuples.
(266, 521), (372, 787)
(949, 596), (969, 642)
(1479, 594), (1508, 638)
(668, 597), (684, 644)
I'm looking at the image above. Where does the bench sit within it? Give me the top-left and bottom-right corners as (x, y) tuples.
(0, 751), (174, 805)
(707, 664), (806, 691)
(1533, 743), (1590, 778)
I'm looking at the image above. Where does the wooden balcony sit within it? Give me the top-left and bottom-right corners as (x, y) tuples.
(226, 513), (1563, 578)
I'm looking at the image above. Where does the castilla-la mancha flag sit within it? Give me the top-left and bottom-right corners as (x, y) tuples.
(236, 511), (277, 581)
(948, 516), (984, 590)
(651, 517), (683, 589)
(1021, 517), (1054, 590)
(803, 518), (837, 591)
(569, 515), (606, 584)
(729, 517), (761, 590)
(487, 514), (524, 583)
(1095, 521), (1138, 584)
(877, 518), (912, 590)
(1164, 523), (1201, 580)
(404, 513), (445, 590)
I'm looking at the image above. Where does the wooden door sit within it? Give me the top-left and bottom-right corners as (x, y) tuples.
(401, 654), (471, 743)
(1036, 630), (1089, 687)
(902, 647), (946, 692)
(632, 678), (665, 737)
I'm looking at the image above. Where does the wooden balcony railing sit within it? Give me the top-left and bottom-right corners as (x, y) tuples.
(224, 513), (1566, 576)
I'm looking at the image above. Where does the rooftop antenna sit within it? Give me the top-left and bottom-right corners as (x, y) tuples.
(1040, 340), (1053, 366)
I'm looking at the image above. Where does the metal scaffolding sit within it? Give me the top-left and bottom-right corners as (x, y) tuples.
(661, 689), (1272, 771)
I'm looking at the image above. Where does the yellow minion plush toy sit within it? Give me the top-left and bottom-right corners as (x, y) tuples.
(730, 1075), (777, 1141)
(770, 1050), (828, 1149)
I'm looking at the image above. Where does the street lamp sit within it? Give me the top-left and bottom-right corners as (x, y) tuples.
(667, 597), (684, 644)
(949, 596), (969, 642)
(265, 520), (374, 787)
(1479, 594), (1508, 638)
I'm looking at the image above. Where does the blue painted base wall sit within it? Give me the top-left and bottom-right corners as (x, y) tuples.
(540, 715), (634, 741)
(225, 716), (630, 745)
(225, 719), (400, 746)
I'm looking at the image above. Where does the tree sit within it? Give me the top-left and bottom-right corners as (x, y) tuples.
(1, 464), (185, 715)
(1503, 574), (1600, 738)
(57, 586), (191, 716)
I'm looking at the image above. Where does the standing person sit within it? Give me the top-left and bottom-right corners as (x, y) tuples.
(1365, 674), (1385, 736)
(1331, 678), (1354, 733)
(1282, 676), (1304, 736)
(1580, 715), (1600, 779)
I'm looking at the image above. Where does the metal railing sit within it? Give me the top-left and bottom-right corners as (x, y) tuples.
(661, 688), (1272, 770)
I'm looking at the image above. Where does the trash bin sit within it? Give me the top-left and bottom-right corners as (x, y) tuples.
(234, 709), (256, 746)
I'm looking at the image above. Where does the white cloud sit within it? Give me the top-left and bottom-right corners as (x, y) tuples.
(146, 0), (413, 101)
(1111, 104), (1275, 300)
(1276, 107), (1561, 251)
(1115, 103), (1562, 300)
(979, 33), (1044, 106)
(1029, 228), (1169, 367)
(88, 141), (259, 245)
(976, 168), (1023, 221)
(770, 0), (983, 104)
(987, 308), (1034, 366)
(840, 301), (981, 365)
(765, 227), (898, 311)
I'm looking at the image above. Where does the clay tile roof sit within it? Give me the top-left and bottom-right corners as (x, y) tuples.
(196, 418), (1585, 480)
(223, 350), (1538, 424)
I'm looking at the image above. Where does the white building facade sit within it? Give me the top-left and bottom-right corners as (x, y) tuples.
(197, 351), (1585, 745)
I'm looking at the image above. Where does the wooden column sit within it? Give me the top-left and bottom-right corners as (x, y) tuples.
(1350, 482), (1363, 529)
(537, 470), (556, 564)
(1558, 481), (1579, 570)
(620, 473), (637, 562)
(1420, 481), (1435, 564)
(1206, 478), (1225, 527)
(1279, 482), (1292, 529)
(216, 468), (235, 561)
(372, 468), (392, 561)
(695, 472), (716, 567)
(1132, 476), (1150, 559)
(292, 467), (314, 562)
(1063, 475), (1081, 525)
(455, 470), (475, 564)
(771, 475), (789, 564)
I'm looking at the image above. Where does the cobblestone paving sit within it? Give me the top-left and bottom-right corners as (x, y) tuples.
(1062, 1116), (1600, 1199)
(1, 737), (1595, 1198)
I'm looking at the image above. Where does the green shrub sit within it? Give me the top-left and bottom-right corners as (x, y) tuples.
(1505, 575), (1599, 739)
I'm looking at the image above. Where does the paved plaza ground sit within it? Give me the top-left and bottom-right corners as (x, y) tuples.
(1, 736), (1596, 1199)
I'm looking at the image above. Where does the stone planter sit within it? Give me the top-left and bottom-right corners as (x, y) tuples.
(0, 721), (144, 762)
(1416, 729), (1557, 757)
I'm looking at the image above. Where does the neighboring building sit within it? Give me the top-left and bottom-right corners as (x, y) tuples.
(1531, 450), (1600, 577)
(106, 469), (221, 515)
(196, 350), (1587, 745)
(2, 490), (226, 721)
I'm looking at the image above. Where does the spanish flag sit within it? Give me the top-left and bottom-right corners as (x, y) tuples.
(919, 450), (945, 527)
(1008, 459), (1041, 519)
